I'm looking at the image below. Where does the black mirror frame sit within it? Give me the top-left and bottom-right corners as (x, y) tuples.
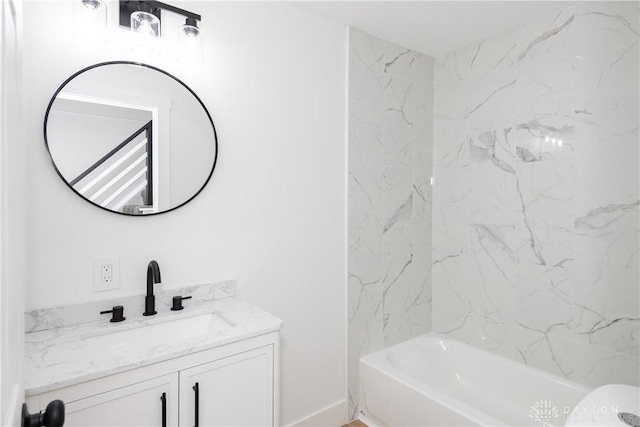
(43, 60), (218, 217)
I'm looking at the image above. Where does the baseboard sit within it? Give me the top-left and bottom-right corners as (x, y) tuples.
(357, 413), (380, 427)
(287, 399), (347, 427)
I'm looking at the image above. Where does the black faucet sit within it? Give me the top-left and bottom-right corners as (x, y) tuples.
(143, 260), (161, 316)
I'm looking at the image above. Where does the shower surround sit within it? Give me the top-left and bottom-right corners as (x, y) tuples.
(433, 2), (639, 387)
(348, 28), (434, 417)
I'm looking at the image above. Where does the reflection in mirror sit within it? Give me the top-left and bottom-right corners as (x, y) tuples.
(45, 62), (217, 216)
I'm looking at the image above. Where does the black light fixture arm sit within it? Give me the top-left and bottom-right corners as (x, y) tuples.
(119, 0), (201, 33)
(144, 0), (201, 21)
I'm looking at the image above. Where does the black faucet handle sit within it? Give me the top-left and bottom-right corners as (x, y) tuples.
(100, 305), (126, 322)
(171, 296), (192, 311)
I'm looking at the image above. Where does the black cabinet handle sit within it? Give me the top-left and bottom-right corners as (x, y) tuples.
(160, 392), (167, 427)
(193, 382), (199, 427)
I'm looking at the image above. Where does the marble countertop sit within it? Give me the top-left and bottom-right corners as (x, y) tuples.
(25, 297), (283, 396)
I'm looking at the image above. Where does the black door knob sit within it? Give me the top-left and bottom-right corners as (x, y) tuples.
(22, 400), (65, 427)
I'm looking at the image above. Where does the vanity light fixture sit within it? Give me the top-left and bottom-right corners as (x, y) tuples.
(177, 16), (203, 64)
(119, 0), (201, 40)
(74, 0), (107, 43)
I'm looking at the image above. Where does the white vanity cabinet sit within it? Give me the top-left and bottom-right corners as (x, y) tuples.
(28, 332), (279, 427)
(179, 345), (274, 427)
(60, 374), (178, 427)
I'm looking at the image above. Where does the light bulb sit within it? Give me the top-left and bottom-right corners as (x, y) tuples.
(131, 10), (160, 38)
(138, 20), (156, 38)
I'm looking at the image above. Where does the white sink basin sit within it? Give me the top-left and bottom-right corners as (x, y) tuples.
(82, 312), (236, 357)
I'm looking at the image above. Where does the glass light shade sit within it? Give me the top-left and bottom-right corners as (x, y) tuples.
(177, 24), (203, 66)
(131, 11), (160, 38)
(73, 0), (107, 44)
(81, 0), (102, 9)
(131, 32), (161, 59)
(181, 24), (200, 38)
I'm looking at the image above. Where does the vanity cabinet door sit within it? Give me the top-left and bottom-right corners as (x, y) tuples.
(63, 373), (179, 427)
(179, 345), (274, 427)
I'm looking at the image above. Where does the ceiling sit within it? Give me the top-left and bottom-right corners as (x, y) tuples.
(295, 1), (575, 57)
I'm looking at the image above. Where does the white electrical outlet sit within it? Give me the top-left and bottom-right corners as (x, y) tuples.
(93, 256), (120, 292)
(101, 264), (112, 283)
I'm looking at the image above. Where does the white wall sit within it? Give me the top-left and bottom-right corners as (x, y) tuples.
(22, 1), (347, 424)
(1, 0), (24, 424)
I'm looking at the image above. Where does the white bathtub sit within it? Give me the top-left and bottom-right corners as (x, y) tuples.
(359, 334), (593, 427)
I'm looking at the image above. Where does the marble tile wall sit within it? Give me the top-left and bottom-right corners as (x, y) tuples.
(433, 2), (639, 388)
(348, 27), (433, 418)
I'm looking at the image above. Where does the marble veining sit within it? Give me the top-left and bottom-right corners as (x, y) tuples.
(25, 281), (236, 333)
(348, 27), (434, 419)
(25, 295), (282, 396)
(574, 201), (640, 230)
(433, 3), (639, 388)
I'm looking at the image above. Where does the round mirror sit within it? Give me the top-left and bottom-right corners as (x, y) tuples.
(44, 61), (217, 216)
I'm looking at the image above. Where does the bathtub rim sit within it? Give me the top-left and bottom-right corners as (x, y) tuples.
(360, 351), (505, 426)
(361, 332), (594, 394)
(359, 332), (594, 426)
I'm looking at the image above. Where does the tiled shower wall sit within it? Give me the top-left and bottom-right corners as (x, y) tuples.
(433, 2), (639, 387)
(348, 28), (433, 417)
